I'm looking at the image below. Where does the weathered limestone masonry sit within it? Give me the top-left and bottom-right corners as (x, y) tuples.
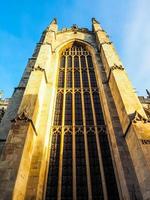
(92, 18), (150, 199)
(0, 18), (150, 200)
(0, 19), (58, 199)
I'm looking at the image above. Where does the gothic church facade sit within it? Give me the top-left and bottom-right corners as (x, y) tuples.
(0, 18), (150, 200)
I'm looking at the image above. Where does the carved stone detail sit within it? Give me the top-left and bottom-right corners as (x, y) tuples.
(111, 64), (124, 71)
(71, 24), (78, 34)
(14, 87), (26, 93)
(143, 107), (150, 119)
(130, 111), (150, 123)
(11, 110), (38, 135)
(11, 110), (30, 123)
(101, 41), (112, 45)
(32, 65), (45, 72)
(102, 64), (124, 84)
(32, 66), (48, 83)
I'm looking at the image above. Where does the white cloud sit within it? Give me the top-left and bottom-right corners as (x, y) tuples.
(122, 0), (150, 95)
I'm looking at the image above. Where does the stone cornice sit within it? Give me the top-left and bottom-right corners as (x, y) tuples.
(11, 111), (38, 136)
(124, 111), (150, 138)
(103, 64), (124, 84)
(32, 66), (48, 84)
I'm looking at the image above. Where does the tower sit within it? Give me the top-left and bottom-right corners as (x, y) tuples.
(0, 18), (150, 200)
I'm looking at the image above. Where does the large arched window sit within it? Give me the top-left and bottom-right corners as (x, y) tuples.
(45, 42), (119, 200)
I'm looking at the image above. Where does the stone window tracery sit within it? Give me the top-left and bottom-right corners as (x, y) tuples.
(45, 42), (119, 199)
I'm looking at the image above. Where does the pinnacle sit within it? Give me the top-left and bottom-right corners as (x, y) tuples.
(51, 18), (57, 25)
(92, 18), (100, 24)
(46, 18), (58, 32)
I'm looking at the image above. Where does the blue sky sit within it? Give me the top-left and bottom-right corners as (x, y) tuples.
(0, 0), (150, 98)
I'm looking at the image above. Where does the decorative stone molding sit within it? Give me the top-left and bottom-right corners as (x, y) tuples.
(37, 41), (54, 53)
(31, 56), (37, 60)
(32, 66), (48, 84)
(99, 41), (112, 52)
(101, 41), (112, 45)
(95, 29), (105, 33)
(141, 139), (150, 145)
(11, 111), (38, 136)
(102, 64), (124, 84)
(32, 66), (44, 72)
(111, 64), (124, 70)
(71, 24), (78, 34)
(124, 111), (150, 138)
(11, 111), (30, 123)
(58, 26), (92, 34)
(131, 111), (150, 123)
(14, 87), (26, 93)
(143, 107), (150, 119)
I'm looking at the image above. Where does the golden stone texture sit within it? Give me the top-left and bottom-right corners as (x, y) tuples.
(0, 18), (149, 199)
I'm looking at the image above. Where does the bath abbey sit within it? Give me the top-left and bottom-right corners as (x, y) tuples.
(0, 18), (150, 200)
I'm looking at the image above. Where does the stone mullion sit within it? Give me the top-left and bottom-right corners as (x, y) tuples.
(79, 55), (92, 200)
(57, 55), (67, 200)
(72, 54), (77, 200)
(85, 56), (108, 199)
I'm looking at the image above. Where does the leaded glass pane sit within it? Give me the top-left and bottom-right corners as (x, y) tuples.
(67, 56), (72, 68)
(58, 70), (64, 87)
(61, 133), (72, 199)
(66, 70), (72, 88)
(87, 131), (104, 199)
(76, 130), (88, 199)
(65, 93), (72, 125)
(99, 131), (119, 199)
(84, 92), (94, 125)
(82, 69), (89, 88)
(74, 70), (80, 87)
(87, 55), (93, 68)
(61, 56), (65, 68)
(93, 92), (104, 125)
(45, 134), (60, 199)
(75, 92), (83, 125)
(53, 93), (63, 125)
(74, 56), (79, 68)
(81, 56), (86, 68)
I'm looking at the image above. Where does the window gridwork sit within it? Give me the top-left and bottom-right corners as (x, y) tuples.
(65, 93), (72, 125)
(89, 69), (97, 87)
(98, 132), (119, 200)
(58, 70), (64, 88)
(87, 131), (104, 199)
(81, 55), (86, 69)
(82, 69), (89, 88)
(61, 56), (65, 68)
(66, 70), (72, 88)
(76, 130), (88, 200)
(74, 70), (80, 88)
(53, 92), (63, 125)
(46, 44), (119, 200)
(93, 92), (104, 125)
(45, 134), (60, 199)
(61, 133), (72, 199)
(74, 56), (79, 69)
(67, 56), (72, 68)
(87, 55), (94, 68)
(75, 92), (83, 125)
(84, 92), (94, 125)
